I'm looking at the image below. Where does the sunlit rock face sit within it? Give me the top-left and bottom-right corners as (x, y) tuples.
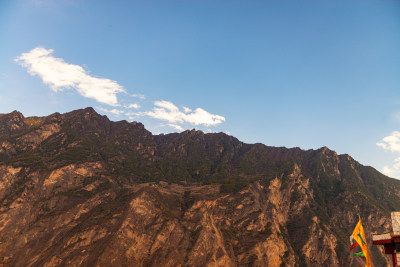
(0, 107), (397, 266)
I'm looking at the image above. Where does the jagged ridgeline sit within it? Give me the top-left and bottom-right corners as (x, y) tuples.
(0, 107), (399, 266)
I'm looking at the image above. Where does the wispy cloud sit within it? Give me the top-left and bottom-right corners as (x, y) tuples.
(96, 107), (124, 116)
(131, 94), (145, 100)
(377, 131), (400, 178)
(168, 124), (185, 132)
(15, 47), (125, 106)
(124, 103), (140, 109)
(382, 157), (400, 178)
(376, 131), (400, 152)
(144, 100), (225, 127)
(15, 47), (226, 133)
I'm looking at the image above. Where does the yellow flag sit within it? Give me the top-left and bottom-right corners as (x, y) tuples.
(352, 216), (371, 267)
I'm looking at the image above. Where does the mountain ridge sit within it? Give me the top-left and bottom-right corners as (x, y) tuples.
(0, 107), (398, 266)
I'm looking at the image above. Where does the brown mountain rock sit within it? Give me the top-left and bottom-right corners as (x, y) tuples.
(0, 108), (397, 266)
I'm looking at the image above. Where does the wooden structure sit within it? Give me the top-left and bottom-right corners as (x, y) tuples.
(372, 212), (400, 267)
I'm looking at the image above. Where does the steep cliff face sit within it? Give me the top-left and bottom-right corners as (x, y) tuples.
(0, 108), (398, 266)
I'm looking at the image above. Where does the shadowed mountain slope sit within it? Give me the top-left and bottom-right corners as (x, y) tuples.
(0, 107), (398, 266)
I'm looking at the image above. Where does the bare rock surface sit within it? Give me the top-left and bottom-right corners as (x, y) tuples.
(0, 108), (398, 266)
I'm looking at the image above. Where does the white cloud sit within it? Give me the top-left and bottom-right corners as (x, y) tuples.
(110, 109), (124, 115)
(184, 108), (225, 126)
(124, 103), (140, 109)
(183, 106), (192, 113)
(131, 94), (145, 100)
(97, 107), (124, 116)
(144, 100), (225, 127)
(377, 132), (400, 178)
(382, 158), (400, 178)
(125, 111), (139, 116)
(168, 124), (185, 132)
(382, 166), (395, 177)
(124, 111), (141, 121)
(15, 47), (125, 106)
(376, 131), (400, 152)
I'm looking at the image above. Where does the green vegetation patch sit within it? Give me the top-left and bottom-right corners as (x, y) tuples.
(218, 176), (255, 193)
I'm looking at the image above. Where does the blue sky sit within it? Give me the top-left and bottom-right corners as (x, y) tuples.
(1, 0), (400, 177)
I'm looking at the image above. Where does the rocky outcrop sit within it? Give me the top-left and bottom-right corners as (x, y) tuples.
(0, 108), (398, 266)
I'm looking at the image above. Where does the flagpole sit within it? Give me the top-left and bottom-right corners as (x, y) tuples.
(392, 251), (397, 267)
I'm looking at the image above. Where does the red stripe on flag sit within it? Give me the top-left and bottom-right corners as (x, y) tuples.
(350, 242), (359, 251)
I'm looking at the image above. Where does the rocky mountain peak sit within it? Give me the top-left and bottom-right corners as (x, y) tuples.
(0, 110), (26, 135)
(0, 108), (398, 266)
